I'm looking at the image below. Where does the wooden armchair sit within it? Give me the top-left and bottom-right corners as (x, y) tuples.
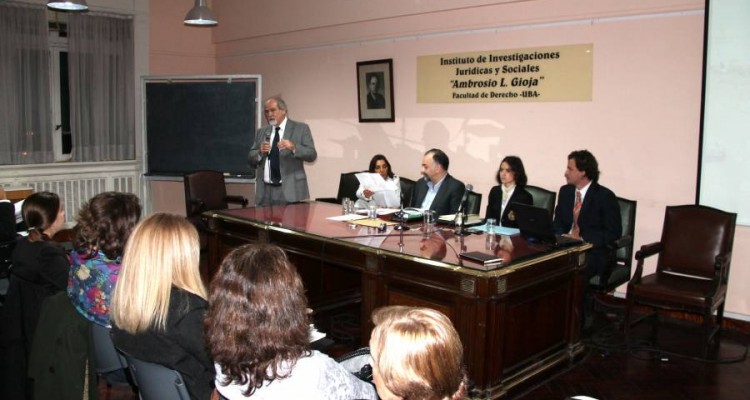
(624, 205), (736, 351)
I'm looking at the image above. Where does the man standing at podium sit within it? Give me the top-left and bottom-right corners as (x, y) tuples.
(249, 96), (317, 206)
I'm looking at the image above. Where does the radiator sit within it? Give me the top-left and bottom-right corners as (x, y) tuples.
(24, 174), (139, 224)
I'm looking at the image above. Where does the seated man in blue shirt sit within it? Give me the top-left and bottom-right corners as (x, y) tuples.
(410, 148), (465, 217)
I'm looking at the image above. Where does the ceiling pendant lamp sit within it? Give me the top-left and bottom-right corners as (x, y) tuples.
(184, 0), (218, 26)
(47, 0), (89, 11)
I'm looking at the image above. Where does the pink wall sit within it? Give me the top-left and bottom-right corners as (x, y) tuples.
(149, 0), (216, 75)
(150, 0), (750, 317)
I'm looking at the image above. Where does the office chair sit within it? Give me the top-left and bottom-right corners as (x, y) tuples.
(590, 196), (637, 291)
(184, 170), (248, 245)
(624, 205), (736, 353)
(315, 171), (362, 204)
(91, 323), (128, 373)
(398, 176), (416, 207)
(120, 352), (191, 400)
(466, 190), (482, 215)
(525, 185), (556, 217)
(585, 197), (636, 323)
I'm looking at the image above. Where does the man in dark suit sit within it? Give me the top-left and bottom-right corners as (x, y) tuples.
(248, 97), (317, 206)
(553, 150), (621, 279)
(410, 149), (465, 217)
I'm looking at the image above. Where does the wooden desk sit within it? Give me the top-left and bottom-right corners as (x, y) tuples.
(204, 202), (590, 399)
(3, 186), (33, 203)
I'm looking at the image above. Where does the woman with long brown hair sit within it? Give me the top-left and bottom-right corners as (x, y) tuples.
(205, 244), (376, 400)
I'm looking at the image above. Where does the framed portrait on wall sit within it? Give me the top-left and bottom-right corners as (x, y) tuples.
(357, 59), (394, 122)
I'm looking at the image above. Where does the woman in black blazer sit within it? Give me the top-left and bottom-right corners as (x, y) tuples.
(485, 156), (533, 228)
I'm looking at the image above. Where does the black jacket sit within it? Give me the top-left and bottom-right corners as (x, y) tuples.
(410, 174), (465, 217)
(112, 287), (214, 400)
(484, 186), (533, 228)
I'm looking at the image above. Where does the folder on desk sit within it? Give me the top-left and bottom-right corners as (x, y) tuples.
(459, 251), (503, 265)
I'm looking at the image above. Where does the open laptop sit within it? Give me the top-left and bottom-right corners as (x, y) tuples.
(513, 203), (583, 247)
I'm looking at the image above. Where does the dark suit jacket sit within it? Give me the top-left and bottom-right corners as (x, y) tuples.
(367, 92), (385, 109)
(553, 183), (621, 277)
(410, 174), (465, 217)
(248, 119), (317, 205)
(1, 201), (16, 242)
(484, 186), (533, 228)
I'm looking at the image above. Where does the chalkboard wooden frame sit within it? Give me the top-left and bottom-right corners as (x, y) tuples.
(142, 75), (262, 178)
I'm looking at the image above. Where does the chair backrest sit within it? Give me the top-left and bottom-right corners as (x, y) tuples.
(657, 205), (736, 279)
(184, 170), (229, 218)
(526, 185), (556, 217)
(335, 171), (362, 203)
(466, 191), (482, 215)
(120, 352), (191, 400)
(591, 196), (637, 290)
(399, 176), (416, 207)
(90, 323), (127, 373)
(615, 197), (637, 266)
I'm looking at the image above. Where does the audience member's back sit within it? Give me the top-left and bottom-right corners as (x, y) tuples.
(205, 243), (377, 400)
(0, 191), (69, 400)
(67, 191), (141, 327)
(110, 213), (214, 400)
(369, 306), (467, 400)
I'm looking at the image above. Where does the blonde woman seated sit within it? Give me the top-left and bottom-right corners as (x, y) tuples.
(111, 213), (214, 400)
(370, 306), (468, 400)
(355, 154), (402, 208)
(205, 244), (377, 400)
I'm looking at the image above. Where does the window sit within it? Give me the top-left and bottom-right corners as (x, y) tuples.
(49, 22), (72, 161)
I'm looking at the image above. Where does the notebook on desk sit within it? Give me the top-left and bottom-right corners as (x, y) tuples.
(513, 203), (583, 247)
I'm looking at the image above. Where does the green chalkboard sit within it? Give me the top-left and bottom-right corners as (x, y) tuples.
(145, 77), (258, 178)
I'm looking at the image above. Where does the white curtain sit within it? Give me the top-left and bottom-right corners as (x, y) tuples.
(0, 4), (54, 164)
(68, 13), (135, 162)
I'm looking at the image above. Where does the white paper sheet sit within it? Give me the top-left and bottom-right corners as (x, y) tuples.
(355, 173), (401, 208)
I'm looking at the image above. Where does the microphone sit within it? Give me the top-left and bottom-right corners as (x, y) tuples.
(264, 131), (272, 143)
(456, 184), (473, 214)
(394, 184), (410, 231)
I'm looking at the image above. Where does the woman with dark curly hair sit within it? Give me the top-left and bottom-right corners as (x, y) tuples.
(67, 192), (141, 327)
(205, 244), (376, 400)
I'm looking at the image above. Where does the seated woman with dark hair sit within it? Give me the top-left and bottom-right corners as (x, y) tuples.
(485, 155), (533, 228)
(0, 191), (69, 400)
(205, 243), (377, 400)
(370, 306), (468, 400)
(356, 154), (402, 208)
(111, 213), (214, 400)
(67, 192), (141, 327)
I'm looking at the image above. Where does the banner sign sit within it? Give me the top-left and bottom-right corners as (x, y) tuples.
(417, 44), (593, 103)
